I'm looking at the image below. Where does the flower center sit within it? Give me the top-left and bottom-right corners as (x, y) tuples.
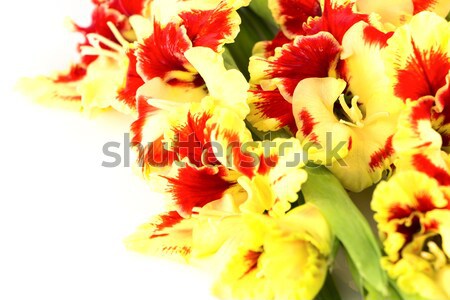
(334, 93), (390, 128)
(80, 22), (127, 61)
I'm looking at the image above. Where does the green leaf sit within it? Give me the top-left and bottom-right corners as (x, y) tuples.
(222, 48), (239, 70)
(248, 0), (278, 29)
(302, 166), (389, 296)
(226, 8), (276, 79)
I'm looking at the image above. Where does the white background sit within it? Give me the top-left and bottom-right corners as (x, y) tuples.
(0, 1), (363, 299)
(0, 1), (214, 299)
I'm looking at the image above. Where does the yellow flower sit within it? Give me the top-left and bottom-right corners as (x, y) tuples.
(211, 203), (332, 300)
(372, 170), (450, 299)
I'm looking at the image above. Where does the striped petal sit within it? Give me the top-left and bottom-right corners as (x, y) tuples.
(164, 98), (218, 167)
(180, 2), (241, 52)
(247, 85), (298, 133)
(250, 32), (341, 102)
(248, 32), (341, 134)
(412, 0), (450, 16)
(164, 163), (241, 217)
(136, 21), (199, 86)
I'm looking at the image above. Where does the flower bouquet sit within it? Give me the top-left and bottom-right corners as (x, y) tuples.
(19, 0), (450, 299)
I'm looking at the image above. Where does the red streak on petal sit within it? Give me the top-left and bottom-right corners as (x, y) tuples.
(395, 41), (450, 101)
(131, 98), (176, 169)
(150, 211), (184, 238)
(180, 3), (235, 51)
(241, 250), (262, 277)
(362, 26), (394, 47)
(412, 0), (439, 14)
(298, 109), (318, 140)
(369, 135), (394, 171)
(412, 153), (450, 186)
(415, 193), (439, 213)
(164, 165), (235, 215)
(54, 64), (87, 83)
(251, 86), (298, 134)
(348, 136), (353, 151)
(117, 49), (144, 110)
(257, 154), (279, 176)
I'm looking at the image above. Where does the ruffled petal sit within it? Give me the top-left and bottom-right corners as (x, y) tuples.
(383, 12), (450, 102)
(268, 0), (322, 38)
(304, 0), (369, 44)
(249, 32), (341, 102)
(184, 47), (250, 119)
(136, 21), (199, 85)
(124, 211), (193, 260)
(180, 2), (241, 52)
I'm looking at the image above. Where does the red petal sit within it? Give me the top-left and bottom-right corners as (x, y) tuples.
(136, 21), (197, 86)
(164, 165), (235, 215)
(180, 3), (236, 52)
(272, 0), (322, 37)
